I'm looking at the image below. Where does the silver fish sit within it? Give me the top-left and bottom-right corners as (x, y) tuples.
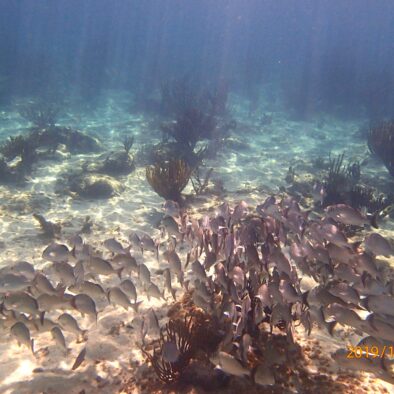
(11, 321), (34, 354)
(72, 346), (86, 370)
(365, 233), (393, 257)
(104, 238), (127, 254)
(53, 262), (76, 286)
(72, 294), (97, 321)
(139, 264), (151, 287)
(58, 313), (87, 340)
(37, 293), (70, 312)
(87, 257), (122, 278)
(120, 279), (137, 303)
(163, 268), (176, 301)
(0, 274), (30, 293)
(364, 294), (394, 317)
(326, 204), (369, 226)
(51, 326), (68, 353)
(162, 341), (181, 363)
(34, 273), (59, 295)
(108, 287), (133, 310)
(43, 243), (71, 262)
(164, 250), (184, 285)
(254, 364), (275, 386)
(213, 351), (250, 377)
(147, 282), (165, 300)
(5, 292), (40, 315)
(69, 281), (107, 302)
(1, 261), (35, 280)
(145, 308), (160, 337)
(112, 253), (138, 273)
(162, 200), (181, 218)
(191, 260), (207, 281)
(161, 215), (182, 238)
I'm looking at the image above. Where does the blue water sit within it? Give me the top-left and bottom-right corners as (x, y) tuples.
(0, 0), (393, 120)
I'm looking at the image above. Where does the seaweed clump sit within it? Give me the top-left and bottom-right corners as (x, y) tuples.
(321, 153), (361, 207)
(142, 315), (197, 384)
(146, 159), (192, 202)
(18, 101), (60, 129)
(161, 108), (217, 152)
(368, 121), (394, 177)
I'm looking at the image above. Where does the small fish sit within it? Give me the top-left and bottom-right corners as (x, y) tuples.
(51, 326), (68, 353)
(120, 279), (137, 303)
(311, 182), (326, 206)
(139, 264), (151, 287)
(37, 293), (70, 312)
(87, 257), (122, 278)
(129, 232), (142, 252)
(0, 274), (30, 292)
(162, 341), (180, 363)
(5, 292), (40, 316)
(72, 294), (98, 322)
(364, 294), (394, 317)
(112, 253), (138, 273)
(254, 364), (275, 386)
(147, 282), (165, 300)
(69, 281), (106, 302)
(212, 351), (250, 377)
(33, 273), (59, 295)
(325, 204), (369, 227)
(1, 261), (36, 280)
(145, 308), (160, 337)
(161, 215), (182, 239)
(72, 347), (87, 370)
(163, 268), (176, 301)
(164, 250), (184, 286)
(108, 287), (133, 310)
(53, 262), (76, 286)
(191, 260), (207, 281)
(104, 238), (127, 254)
(365, 233), (393, 257)
(42, 243), (71, 262)
(58, 313), (87, 340)
(162, 200), (181, 218)
(11, 321), (34, 354)
(140, 234), (158, 259)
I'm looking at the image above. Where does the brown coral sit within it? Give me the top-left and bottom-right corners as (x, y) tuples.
(146, 159), (192, 202)
(142, 315), (196, 384)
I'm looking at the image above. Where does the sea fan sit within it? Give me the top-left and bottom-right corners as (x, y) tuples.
(146, 159), (192, 202)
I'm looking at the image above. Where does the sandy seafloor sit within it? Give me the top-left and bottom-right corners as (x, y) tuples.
(0, 90), (393, 394)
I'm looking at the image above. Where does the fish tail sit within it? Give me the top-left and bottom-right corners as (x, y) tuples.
(327, 321), (336, 336)
(370, 210), (380, 229)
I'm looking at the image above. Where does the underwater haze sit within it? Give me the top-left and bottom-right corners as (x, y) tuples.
(0, 1), (394, 393)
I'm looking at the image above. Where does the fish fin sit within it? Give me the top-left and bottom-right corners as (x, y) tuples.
(360, 297), (369, 311)
(370, 210), (380, 229)
(72, 347), (86, 370)
(301, 291), (309, 307)
(117, 267), (124, 280)
(132, 301), (143, 313)
(40, 311), (45, 326)
(327, 321), (336, 336)
(31, 339), (35, 354)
